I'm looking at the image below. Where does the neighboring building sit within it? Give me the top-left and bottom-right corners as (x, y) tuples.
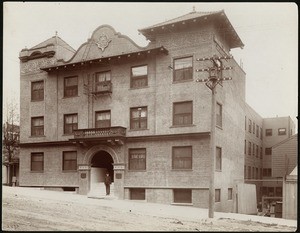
(282, 166), (297, 220)
(2, 122), (20, 186)
(19, 10), (246, 212)
(244, 103), (263, 201)
(261, 117), (295, 198)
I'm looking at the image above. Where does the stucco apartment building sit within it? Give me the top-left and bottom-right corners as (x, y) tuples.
(19, 10), (246, 212)
(244, 104), (296, 203)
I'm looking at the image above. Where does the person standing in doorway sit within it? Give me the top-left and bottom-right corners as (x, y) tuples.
(104, 173), (112, 195)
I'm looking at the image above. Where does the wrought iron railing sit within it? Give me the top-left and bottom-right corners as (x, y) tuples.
(73, 126), (126, 139)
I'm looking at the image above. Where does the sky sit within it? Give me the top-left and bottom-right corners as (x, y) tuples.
(3, 2), (298, 130)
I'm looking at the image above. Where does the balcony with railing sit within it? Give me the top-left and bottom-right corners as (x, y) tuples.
(92, 81), (112, 94)
(71, 126), (126, 145)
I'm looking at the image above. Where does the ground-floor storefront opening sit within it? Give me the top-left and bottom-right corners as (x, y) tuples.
(89, 150), (114, 196)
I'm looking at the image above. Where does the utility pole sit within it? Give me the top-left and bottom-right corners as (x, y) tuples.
(196, 54), (233, 218)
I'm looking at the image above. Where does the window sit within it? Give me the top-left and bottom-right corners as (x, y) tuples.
(245, 116), (247, 130)
(131, 65), (148, 88)
(252, 167), (255, 179)
(276, 187), (282, 196)
(31, 117), (44, 136)
(228, 188), (233, 200)
(260, 168), (263, 179)
(248, 142), (251, 155)
(172, 146), (192, 170)
(263, 168), (272, 177)
(31, 153), (44, 172)
(31, 80), (44, 101)
(64, 76), (78, 97)
(260, 147), (263, 159)
(130, 188), (146, 200)
(173, 56), (193, 82)
(63, 151), (77, 171)
(248, 120), (252, 133)
(256, 125), (259, 137)
(265, 148), (272, 155)
(216, 147), (222, 171)
(244, 140), (247, 155)
(215, 189), (221, 202)
(216, 103), (222, 127)
(244, 165), (246, 179)
(253, 122), (255, 134)
(173, 189), (192, 203)
(95, 111), (111, 128)
(64, 114), (78, 134)
(173, 101), (192, 126)
(256, 167), (259, 179)
(130, 107), (147, 130)
(256, 145), (259, 158)
(129, 148), (146, 170)
(266, 129), (272, 136)
(95, 71), (111, 92)
(260, 127), (262, 140)
(252, 144), (255, 156)
(278, 128), (286, 135)
(248, 166), (251, 179)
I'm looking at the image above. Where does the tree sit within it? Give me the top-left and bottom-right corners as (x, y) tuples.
(2, 100), (20, 186)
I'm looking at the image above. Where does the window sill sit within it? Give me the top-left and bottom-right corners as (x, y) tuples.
(170, 124), (195, 128)
(30, 171), (44, 173)
(129, 86), (149, 90)
(31, 100), (44, 102)
(29, 135), (46, 138)
(171, 202), (193, 206)
(62, 170), (78, 173)
(128, 128), (149, 132)
(62, 95), (79, 99)
(172, 79), (193, 84)
(172, 169), (193, 171)
(215, 170), (222, 172)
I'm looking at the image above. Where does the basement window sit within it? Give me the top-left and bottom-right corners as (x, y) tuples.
(130, 188), (145, 200)
(173, 189), (192, 203)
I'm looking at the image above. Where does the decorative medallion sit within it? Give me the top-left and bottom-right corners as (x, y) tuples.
(95, 34), (111, 51)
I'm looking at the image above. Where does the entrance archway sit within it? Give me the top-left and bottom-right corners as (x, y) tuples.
(91, 150), (114, 182)
(89, 150), (114, 197)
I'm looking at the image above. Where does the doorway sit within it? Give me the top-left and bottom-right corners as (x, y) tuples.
(89, 150), (114, 196)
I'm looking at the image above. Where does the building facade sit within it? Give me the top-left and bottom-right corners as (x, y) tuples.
(19, 10), (246, 212)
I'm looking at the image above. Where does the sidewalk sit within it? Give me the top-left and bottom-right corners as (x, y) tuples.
(2, 186), (297, 228)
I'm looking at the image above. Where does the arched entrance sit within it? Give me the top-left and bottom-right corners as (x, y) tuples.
(89, 150), (114, 197)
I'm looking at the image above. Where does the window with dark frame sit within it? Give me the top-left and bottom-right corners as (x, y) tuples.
(278, 128), (286, 135)
(95, 71), (111, 92)
(173, 189), (192, 203)
(248, 142), (251, 155)
(228, 188), (233, 200)
(265, 147), (272, 155)
(173, 101), (193, 126)
(130, 107), (147, 130)
(128, 148), (146, 170)
(256, 125), (259, 137)
(130, 188), (145, 200)
(253, 122), (255, 134)
(64, 76), (78, 97)
(63, 151), (77, 171)
(173, 56), (193, 82)
(216, 147), (222, 171)
(252, 167), (255, 179)
(260, 168), (263, 179)
(252, 144), (255, 156)
(245, 116), (247, 130)
(256, 167), (259, 179)
(260, 147), (263, 159)
(95, 111), (111, 128)
(244, 140), (247, 155)
(31, 153), (44, 172)
(31, 80), (44, 101)
(31, 117), (44, 136)
(64, 114), (78, 134)
(248, 166), (251, 179)
(266, 129), (272, 136)
(216, 103), (222, 127)
(172, 146), (192, 170)
(263, 168), (272, 177)
(256, 145), (259, 158)
(215, 189), (221, 202)
(131, 65), (148, 88)
(248, 119), (252, 133)
(260, 127), (263, 140)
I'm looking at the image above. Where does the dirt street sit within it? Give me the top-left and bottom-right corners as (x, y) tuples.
(2, 186), (297, 231)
